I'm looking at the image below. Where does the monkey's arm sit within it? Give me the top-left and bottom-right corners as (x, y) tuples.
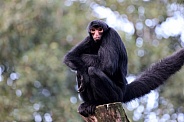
(63, 37), (92, 92)
(81, 47), (120, 76)
(81, 54), (99, 67)
(123, 48), (184, 103)
(63, 37), (91, 70)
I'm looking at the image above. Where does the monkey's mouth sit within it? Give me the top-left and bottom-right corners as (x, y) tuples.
(94, 37), (101, 41)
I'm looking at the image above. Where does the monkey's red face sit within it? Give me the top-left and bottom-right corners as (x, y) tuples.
(90, 27), (103, 41)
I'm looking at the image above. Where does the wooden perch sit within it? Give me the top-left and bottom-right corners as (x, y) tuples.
(80, 102), (130, 122)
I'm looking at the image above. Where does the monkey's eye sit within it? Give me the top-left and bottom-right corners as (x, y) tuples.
(97, 28), (103, 35)
(90, 28), (95, 34)
(98, 27), (103, 33)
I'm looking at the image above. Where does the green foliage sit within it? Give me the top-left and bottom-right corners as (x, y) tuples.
(0, 0), (84, 121)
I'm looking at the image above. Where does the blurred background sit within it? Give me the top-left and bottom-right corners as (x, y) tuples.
(0, 0), (184, 122)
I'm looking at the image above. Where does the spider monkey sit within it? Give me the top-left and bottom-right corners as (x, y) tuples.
(63, 20), (184, 117)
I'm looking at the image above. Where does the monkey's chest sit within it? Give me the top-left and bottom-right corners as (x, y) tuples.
(89, 46), (100, 55)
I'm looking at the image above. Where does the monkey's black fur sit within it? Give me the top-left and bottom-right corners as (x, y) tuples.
(63, 20), (184, 117)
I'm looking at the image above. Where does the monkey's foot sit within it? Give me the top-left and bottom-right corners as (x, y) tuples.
(78, 103), (96, 117)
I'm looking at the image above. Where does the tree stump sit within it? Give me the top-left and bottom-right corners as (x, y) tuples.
(80, 102), (130, 122)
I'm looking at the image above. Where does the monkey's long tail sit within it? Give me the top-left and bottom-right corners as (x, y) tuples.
(123, 48), (184, 103)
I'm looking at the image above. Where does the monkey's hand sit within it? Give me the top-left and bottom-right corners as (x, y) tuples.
(77, 70), (90, 92)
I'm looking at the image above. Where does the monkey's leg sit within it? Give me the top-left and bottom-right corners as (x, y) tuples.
(79, 67), (123, 117)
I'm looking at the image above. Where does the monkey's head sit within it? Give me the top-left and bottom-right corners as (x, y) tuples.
(87, 20), (109, 42)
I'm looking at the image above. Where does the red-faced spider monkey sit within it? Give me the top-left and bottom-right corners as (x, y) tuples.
(63, 20), (184, 117)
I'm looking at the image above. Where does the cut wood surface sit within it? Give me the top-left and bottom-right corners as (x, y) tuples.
(80, 102), (130, 122)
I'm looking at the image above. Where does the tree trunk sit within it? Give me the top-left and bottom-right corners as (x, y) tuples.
(80, 102), (130, 122)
